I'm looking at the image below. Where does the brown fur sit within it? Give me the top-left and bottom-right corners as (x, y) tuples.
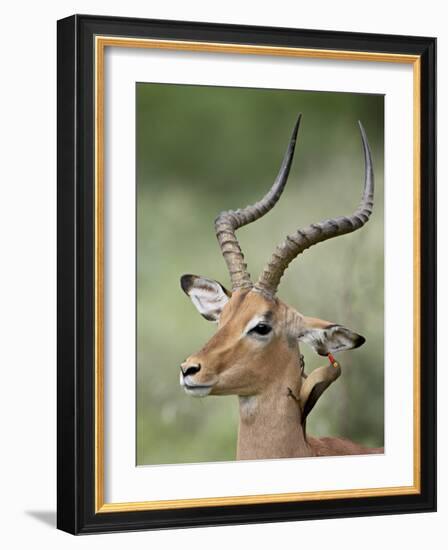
(182, 287), (383, 460)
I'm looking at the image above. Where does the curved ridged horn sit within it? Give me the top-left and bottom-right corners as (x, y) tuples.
(256, 121), (374, 296)
(215, 115), (302, 290)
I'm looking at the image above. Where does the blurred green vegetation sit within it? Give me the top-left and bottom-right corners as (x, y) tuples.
(136, 83), (384, 465)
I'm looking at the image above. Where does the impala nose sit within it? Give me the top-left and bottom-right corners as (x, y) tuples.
(180, 363), (201, 377)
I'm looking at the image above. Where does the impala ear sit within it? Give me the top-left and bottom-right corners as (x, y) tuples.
(180, 274), (231, 322)
(299, 364), (341, 422)
(298, 316), (365, 356)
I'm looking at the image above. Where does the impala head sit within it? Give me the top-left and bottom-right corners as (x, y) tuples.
(180, 115), (374, 413)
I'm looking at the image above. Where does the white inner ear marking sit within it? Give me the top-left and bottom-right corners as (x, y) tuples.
(186, 278), (229, 322)
(298, 324), (363, 354)
(326, 327), (356, 351)
(299, 328), (326, 348)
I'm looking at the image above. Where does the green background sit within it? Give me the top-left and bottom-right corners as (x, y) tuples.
(136, 83), (384, 465)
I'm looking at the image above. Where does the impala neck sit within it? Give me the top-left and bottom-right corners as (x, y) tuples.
(236, 360), (314, 460)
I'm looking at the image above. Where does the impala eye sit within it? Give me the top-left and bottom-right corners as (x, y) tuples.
(250, 323), (272, 336)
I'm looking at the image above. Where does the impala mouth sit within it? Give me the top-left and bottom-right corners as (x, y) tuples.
(183, 382), (214, 397)
(180, 373), (214, 397)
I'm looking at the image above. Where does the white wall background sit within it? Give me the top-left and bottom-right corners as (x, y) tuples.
(0, 1), (444, 547)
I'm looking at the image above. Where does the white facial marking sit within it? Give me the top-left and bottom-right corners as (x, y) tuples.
(243, 315), (270, 336)
(180, 374), (214, 397)
(239, 396), (258, 417)
(183, 385), (213, 398)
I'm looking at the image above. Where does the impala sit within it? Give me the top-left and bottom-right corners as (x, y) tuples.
(180, 115), (383, 460)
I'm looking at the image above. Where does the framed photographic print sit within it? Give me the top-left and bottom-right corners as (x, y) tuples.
(57, 14), (436, 534)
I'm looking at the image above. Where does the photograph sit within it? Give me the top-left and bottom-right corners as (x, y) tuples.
(0, 0), (442, 547)
(136, 84), (385, 465)
(56, 14), (436, 534)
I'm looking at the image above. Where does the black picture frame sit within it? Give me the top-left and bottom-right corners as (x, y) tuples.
(57, 14), (436, 534)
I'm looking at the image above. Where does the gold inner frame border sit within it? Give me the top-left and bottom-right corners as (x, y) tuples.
(94, 35), (421, 514)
